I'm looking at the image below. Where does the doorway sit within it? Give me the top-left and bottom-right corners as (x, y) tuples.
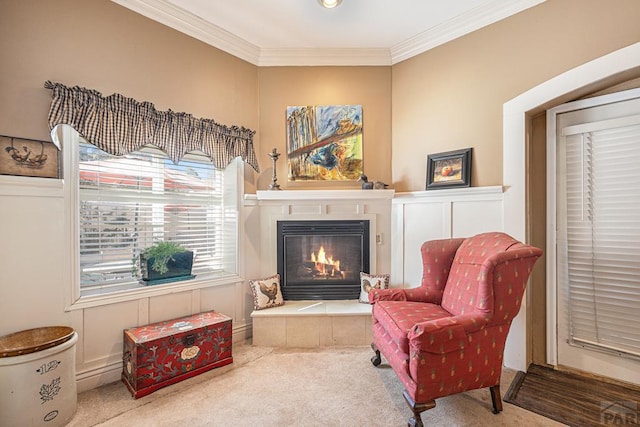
(503, 41), (640, 373)
(547, 88), (640, 385)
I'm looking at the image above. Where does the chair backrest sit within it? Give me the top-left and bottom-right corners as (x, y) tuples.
(419, 237), (465, 303)
(440, 232), (541, 323)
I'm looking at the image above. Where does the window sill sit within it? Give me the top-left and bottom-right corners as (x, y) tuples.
(66, 273), (243, 311)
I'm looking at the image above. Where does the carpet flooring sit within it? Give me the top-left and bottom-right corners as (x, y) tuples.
(504, 364), (640, 427)
(68, 344), (563, 427)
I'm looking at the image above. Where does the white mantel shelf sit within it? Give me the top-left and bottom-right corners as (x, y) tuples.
(249, 189), (395, 201)
(246, 187), (504, 202)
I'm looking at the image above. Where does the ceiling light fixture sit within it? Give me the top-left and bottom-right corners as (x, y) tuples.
(318, 0), (343, 9)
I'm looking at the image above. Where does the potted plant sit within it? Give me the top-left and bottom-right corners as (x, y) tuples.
(139, 241), (195, 285)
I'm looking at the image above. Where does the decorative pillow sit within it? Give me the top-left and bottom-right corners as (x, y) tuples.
(249, 274), (285, 310)
(359, 272), (390, 304)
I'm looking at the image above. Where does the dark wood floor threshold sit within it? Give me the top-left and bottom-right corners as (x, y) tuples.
(504, 364), (640, 427)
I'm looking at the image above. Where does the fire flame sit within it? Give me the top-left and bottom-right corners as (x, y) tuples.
(311, 246), (342, 277)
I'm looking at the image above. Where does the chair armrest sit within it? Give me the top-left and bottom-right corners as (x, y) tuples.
(368, 288), (408, 303)
(403, 288), (446, 303)
(407, 314), (491, 354)
(368, 288), (444, 304)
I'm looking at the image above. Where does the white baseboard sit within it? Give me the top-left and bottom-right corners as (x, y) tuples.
(76, 360), (122, 393)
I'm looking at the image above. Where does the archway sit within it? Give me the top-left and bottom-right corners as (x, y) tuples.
(502, 42), (640, 371)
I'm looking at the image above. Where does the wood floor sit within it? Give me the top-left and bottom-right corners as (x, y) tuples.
(504, 364), (640, 426)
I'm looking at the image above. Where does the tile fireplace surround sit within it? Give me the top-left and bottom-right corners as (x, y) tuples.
(247, 189), (394, 347)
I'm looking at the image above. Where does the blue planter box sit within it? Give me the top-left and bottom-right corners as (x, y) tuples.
(140, 251), (194, 285)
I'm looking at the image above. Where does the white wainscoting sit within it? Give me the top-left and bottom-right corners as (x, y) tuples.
(72, 282), (251, 392)
(391, 186), (504, 288)
(0, 174), (255, 393)
(0, 180), (504, 393)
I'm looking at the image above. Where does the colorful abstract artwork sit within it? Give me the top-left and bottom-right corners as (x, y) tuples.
(286, 105), (363, 181)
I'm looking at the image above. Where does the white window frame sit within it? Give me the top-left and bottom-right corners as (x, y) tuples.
(57, 125), (243, 310)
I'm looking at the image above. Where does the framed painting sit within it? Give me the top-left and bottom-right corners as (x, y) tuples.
(286, 105), (363, 181)
(426, 148), (472, 190)
(0, 135), (60, 178)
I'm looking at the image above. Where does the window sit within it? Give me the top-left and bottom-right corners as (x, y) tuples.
(75, 140), (239, 297)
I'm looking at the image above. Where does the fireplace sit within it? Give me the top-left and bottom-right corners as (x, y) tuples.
(277, 220), (370, 300)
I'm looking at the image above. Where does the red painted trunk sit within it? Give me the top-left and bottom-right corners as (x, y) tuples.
(122, 311), (233, 398)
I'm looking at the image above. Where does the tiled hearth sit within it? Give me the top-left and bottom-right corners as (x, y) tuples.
(251, 300), (372, 347)
(248, 189), (392, 347)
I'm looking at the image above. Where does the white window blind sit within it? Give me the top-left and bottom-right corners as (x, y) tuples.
(78, 142), (233, 294)
(560, 121), (640, 357)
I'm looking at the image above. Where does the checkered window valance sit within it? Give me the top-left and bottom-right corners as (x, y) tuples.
(44, 81), (259, 172)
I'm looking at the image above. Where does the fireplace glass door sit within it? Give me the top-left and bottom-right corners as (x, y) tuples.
(277, 220), (370, 300)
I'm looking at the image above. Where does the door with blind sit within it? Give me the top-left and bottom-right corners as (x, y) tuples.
(553, 89), (640, 384)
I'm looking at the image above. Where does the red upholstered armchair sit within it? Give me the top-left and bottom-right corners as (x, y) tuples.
(369, 232), (542, 427)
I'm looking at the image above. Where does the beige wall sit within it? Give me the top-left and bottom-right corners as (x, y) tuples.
(392, 0), (640, 193)
(6, 0), (638, 193)
(0, 0), (260, 173)
(257, 67), (392, 191)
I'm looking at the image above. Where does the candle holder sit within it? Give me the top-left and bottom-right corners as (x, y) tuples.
(267, 147), (281, 190)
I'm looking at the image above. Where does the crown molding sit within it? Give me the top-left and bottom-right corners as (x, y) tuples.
(112, 0), (545, 67)
(258, 48), (392, 67)
(391, 0), (546, 64)
(111, 0), (261, 64)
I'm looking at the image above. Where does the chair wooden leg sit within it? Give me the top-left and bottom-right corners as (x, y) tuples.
(370, 343), (382, 366)
(403, 390), (436, 427)
(490, 385), (503, 414)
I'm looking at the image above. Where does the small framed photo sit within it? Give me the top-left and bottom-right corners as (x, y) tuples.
(426, 148), (472, 190)
(0, 135), (60, 179)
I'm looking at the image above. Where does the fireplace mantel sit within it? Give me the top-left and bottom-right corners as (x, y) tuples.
(248, 188), (394, 292)
(253, 189), (394, 201)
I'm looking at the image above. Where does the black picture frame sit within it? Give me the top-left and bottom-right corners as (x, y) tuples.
(426, 148), (472, 190)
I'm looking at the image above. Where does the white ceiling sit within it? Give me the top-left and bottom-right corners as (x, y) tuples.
(112, 0), (545, 66)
